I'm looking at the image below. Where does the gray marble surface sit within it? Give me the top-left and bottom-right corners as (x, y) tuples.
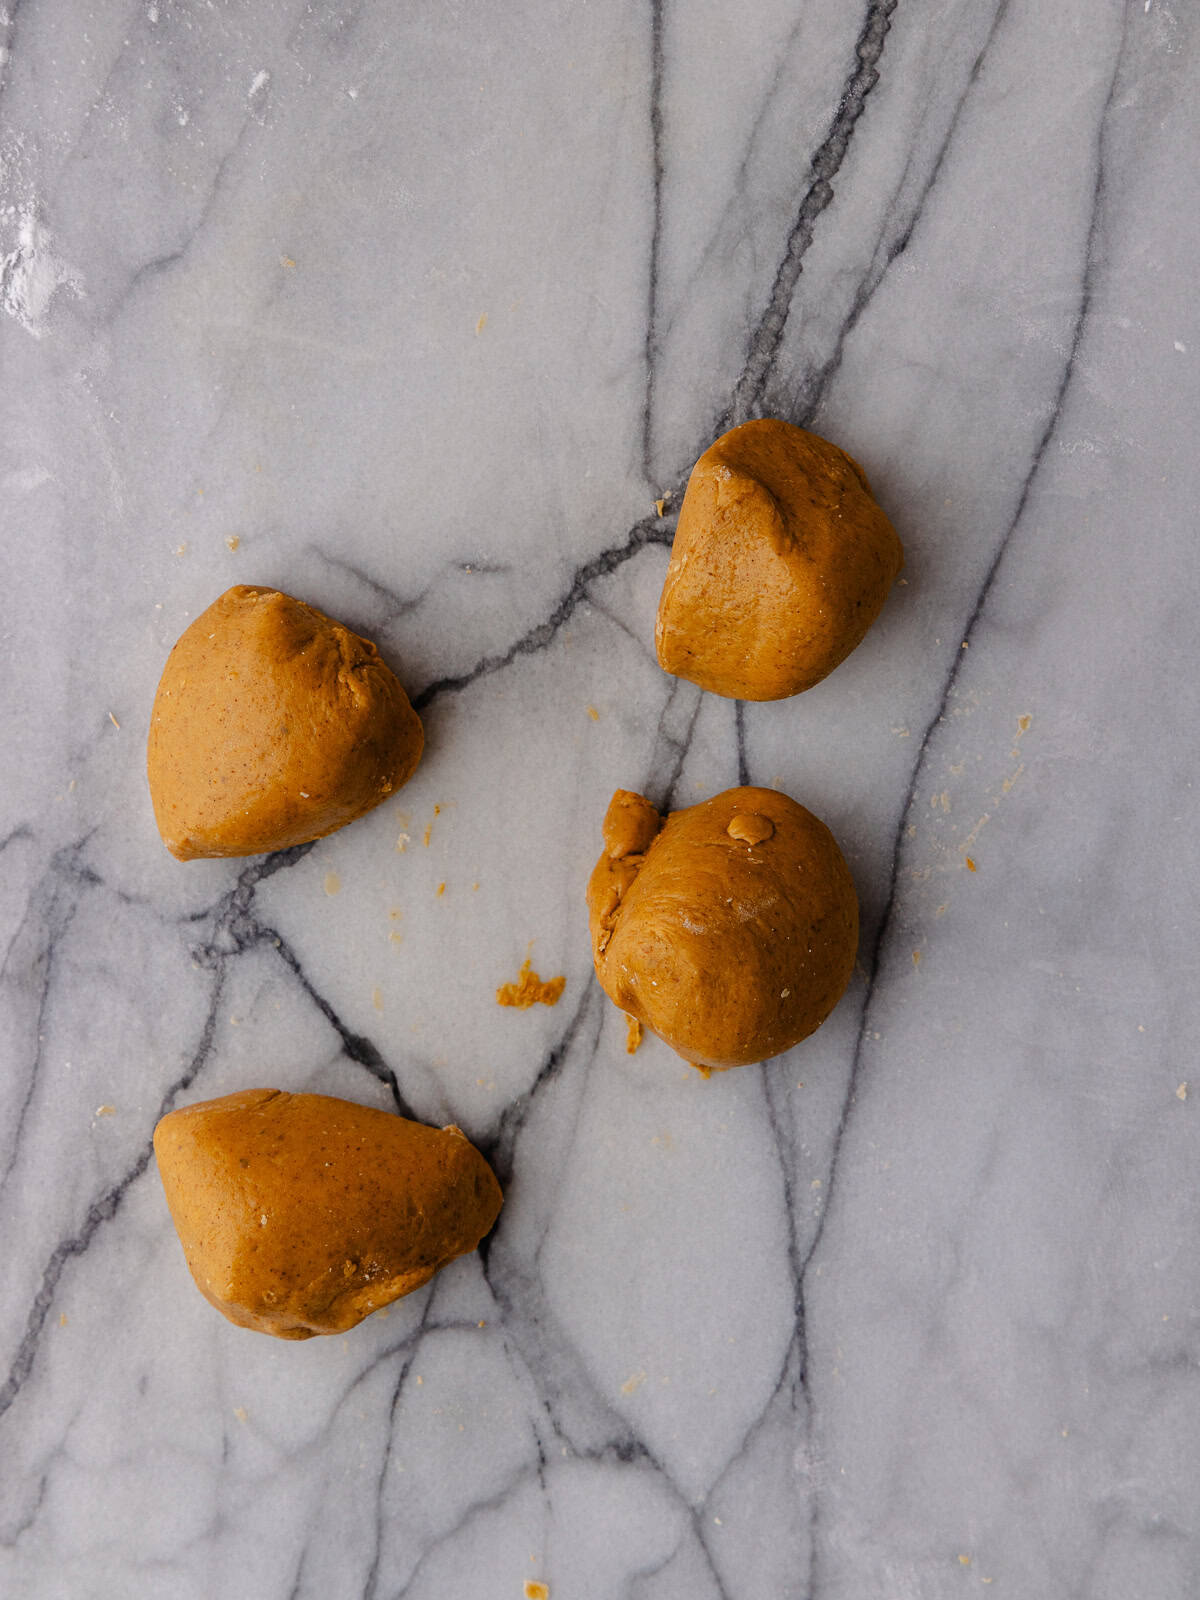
(3, 2), (1199, 1596)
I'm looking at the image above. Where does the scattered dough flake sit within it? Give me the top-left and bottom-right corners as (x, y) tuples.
(620, 1370), (646, 1396)
(108, 712), (121, 729)
(625, 1014), (643, 1054)
(1177, 1082), (1188, 1102)
(476, 312), (488, 334)
(525, 1584), (550, 1600)
(59, 1313), (68, 1327)
(965, 856), (977, 872)
(234, 1406), (248, 1423)
(324, 871), (341, 896)
(497, 958), (565, 1009)
(655, 498), (665, 517)
(587, 704), (600, 721)
(423, 823), (433, 847)
(95, 1104), (116, 1117)
(436, 882), (446, 897)
(225, 535), (240, 552)
(371, 987), (384, 1012)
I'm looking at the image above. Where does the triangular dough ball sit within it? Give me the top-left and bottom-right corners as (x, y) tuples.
(147, 586), (423, 859)
(154, 1089), (502, 1338)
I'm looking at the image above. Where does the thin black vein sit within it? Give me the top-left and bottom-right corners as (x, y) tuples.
(726, 0), (898, 428)
(788, 0), (1013, 427)
(0, 969), (224, 1421)
(641, 0), (666, 482)
(412, 514), (674, 712)
(734, 700), (750, 787)
(257, 923), (417, 1119)
(792, 28), (1123, 1586)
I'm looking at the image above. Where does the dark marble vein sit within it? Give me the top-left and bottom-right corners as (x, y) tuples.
(641, 0), (666, 483)
(412, 514), (674, 713)
(790, 25), (1126, 1592)
(0, 966), (224, 1421)
(258, 922), (418, 1120)
(727, 0), (898, 429)
(787, 0), (1013, 426)
(734, 701), (750, 787)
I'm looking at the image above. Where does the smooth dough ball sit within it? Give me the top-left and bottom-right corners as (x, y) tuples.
(147, 585), (424, 860)
(655, 419), (903, 700)
(587, 785), (858, 1071)
(154, 1089), (503, 1338)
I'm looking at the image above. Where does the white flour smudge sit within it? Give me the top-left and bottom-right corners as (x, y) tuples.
(0, 206), (84, 338)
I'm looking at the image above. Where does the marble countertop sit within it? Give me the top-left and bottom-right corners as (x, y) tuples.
(3, 2), (1199, 1596)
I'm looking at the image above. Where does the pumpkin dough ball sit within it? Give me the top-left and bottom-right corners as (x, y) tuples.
(154, 1089), (502, 1339)
(587, 785), (858, 1071)
(655, 419), (903, 700)
(147, 585), (423, 859)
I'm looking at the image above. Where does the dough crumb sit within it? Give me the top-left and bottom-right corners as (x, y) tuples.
(437, 882), (446, 897)
(476, 312), (488, 334)
(324, 871), (341, 896)
(108, 711), (121, 730)
(587, 704), (600, 721)
(655, 498), (665, 517)
(96, 1104), (116, 1117)
(625, 1014), (643, 1054)
(59, 1313), (68, 1327)
(965, 856), (977, 872)
(1177, 1082), (1188, 1102)
(726, 812), (774, 845)
(525, 1584), (549, 1600)
(226, 536), (240, 552)
(423, 823), (433, 847)
(234, 1406), (248, 1422)
(497, 959), (565, 1009)
(372, 987), (384, 1012)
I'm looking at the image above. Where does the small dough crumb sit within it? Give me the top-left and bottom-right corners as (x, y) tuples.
(525, 1584), (550, 1600)
(437, 882), (446, 897)
(497, 959), (565, 1009)
(324, 872), (341, 896)
(965, 856), (977, 872)
(587, 705), (600, 721)
(726, 812), (774, 845)
(1177, 1082), (1188, 1102)
(372, 987), (384, 1012)
(96, 1104), (116, 1117)
(226, 536), (240, 552)
(625, 1014), (643, 1054)
(234, 1406), (248, 1422)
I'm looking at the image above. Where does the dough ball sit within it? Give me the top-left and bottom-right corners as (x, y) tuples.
(147, 586), (423, 859)
(587, 785), (858, 1071)
(154, 1089), (502, 1338)
(655, 419), (903, 700)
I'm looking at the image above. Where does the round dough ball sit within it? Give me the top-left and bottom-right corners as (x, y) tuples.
(587, 785), (858, 1071)
(154, 1089), (502, 1338)
(655, 418), (903, 700)
(147, 585), (423, 859)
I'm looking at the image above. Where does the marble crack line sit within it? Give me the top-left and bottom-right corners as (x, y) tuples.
(726, 0), (898, 428)
(411, 512), (675, 713)
(791, 0), (1014, 427)
(249, 921), (418, 1120)
(477, 977), (602, 1208)
(640, 0), (666, 482)
(789, 26), (1124, 1588)
(360, 1300), (438, 1600)
(0, 967), (225, 1424)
